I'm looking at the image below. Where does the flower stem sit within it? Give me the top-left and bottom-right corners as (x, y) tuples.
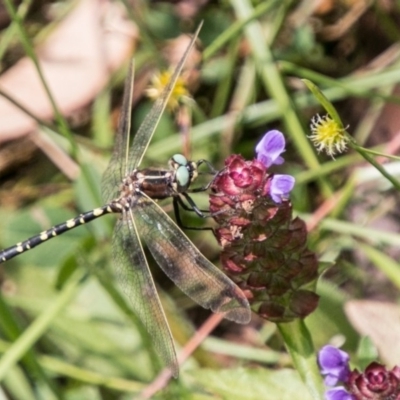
(278, 320), (325, 400)
(347, 137), (400, 191)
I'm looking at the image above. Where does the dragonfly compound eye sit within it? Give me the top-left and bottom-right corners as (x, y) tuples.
(171, 154), (188, 167)
(176, 165), (190, 190)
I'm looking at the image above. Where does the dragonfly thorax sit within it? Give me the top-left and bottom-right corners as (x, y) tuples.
(117, 155), (198, 205)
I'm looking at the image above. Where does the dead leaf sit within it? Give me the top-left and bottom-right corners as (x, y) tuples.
(0, 0), (137, 144)
(345, 300), (400, 366)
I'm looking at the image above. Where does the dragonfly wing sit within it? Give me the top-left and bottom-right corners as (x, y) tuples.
(133, 196), (251, 324)
(112, 209), (178, 376)
(127, 23), (202, 171)
(102, 61), (134, 203)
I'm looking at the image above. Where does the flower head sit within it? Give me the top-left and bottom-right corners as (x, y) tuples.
(318, 345), (351, 386)
(146, 70), (190, 111)
(347, 362), (400, 400)
(318, 346), (400, 400)
(210, 131), (319, 322)
(309, 114), (349, 157)
(213, 155), (266, 196)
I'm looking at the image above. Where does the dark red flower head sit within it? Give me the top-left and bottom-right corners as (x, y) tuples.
(210, 131), (318, 322)
(348, 362), (400, 400)
(318, 346), (400, 400)
(214, 155), (266, 195)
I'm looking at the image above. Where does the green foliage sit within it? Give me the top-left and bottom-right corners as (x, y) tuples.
(1, 0), (400, 399)
(186, 368), (313, 400)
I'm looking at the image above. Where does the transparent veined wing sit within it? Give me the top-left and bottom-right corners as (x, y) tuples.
(126, 22), (202, 172)
(101, 62), (134, 203)
(112, 208), (178, 376)
(102, 22), (201, 202)
(133, 195), (251, 324)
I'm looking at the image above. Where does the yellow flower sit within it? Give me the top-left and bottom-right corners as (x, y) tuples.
(309, 114), (349, 157)
(146, 70), (189, 111)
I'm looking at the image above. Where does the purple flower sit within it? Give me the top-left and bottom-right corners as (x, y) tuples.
(318, 345), (351, 386)
(269, 174), (295, 203)
(256, 130), (286, 167)
(255, 130), (295, 203)
(325, 387), (354, 400)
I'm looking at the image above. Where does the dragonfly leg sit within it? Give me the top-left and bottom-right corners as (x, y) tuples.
(173, 196), (214, 232)
(180, 192), (211, 216)
(190, 160), (220, 193)
(190, 182), (214, 193)
(196, 159), (218, 175)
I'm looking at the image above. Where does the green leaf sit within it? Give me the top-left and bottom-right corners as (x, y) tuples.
(302, 79), (344, 129)
(357, 243), (400, 290)
(357, 336), (378, 370)
(187, 368), (313, 400)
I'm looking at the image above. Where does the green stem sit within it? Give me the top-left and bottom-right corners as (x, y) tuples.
(0, 89), (59, 132)
(40, 355), (143, 392)
(0, 288), (63, 397)
(359, 148), (400, 161)
(278, 320), (324, 400)
(230, 0), (332, 198)
(0, 0), (32, 60)
(348, 138), (400, 191)
(0, 270), (84, 380)
(203, 1), (275, 61)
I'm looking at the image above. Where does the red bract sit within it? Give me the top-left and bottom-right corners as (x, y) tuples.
(210, 155), (319, 322)
(347, 363), (400, 400)
(212, 155), (266, 196)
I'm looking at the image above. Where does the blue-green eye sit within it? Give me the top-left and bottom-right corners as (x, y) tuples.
(176, 165), (190, 187)
(172, 154), (188, 166)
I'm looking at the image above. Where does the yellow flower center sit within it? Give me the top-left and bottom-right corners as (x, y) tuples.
(146, 70), (189, 111)
(309, 114), (348, 157)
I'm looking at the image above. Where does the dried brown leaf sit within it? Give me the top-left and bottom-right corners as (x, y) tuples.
(345, 300), (400, 366)
(0, 0), (136, 143)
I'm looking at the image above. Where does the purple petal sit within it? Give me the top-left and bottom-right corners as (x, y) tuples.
(318, 345), (350, 386)
(269, 174), (295, 203)
(325, 387), (354, 400)
(324, 374), (342, 387)
(256, 130), (286, 167)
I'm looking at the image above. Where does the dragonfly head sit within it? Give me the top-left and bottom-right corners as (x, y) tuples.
(169, 154), (198, 193)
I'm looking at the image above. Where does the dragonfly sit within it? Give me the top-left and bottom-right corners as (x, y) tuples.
(0, 25), (251, 376)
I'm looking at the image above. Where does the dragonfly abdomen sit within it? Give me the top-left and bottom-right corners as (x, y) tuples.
(0, 204), (117, 263)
